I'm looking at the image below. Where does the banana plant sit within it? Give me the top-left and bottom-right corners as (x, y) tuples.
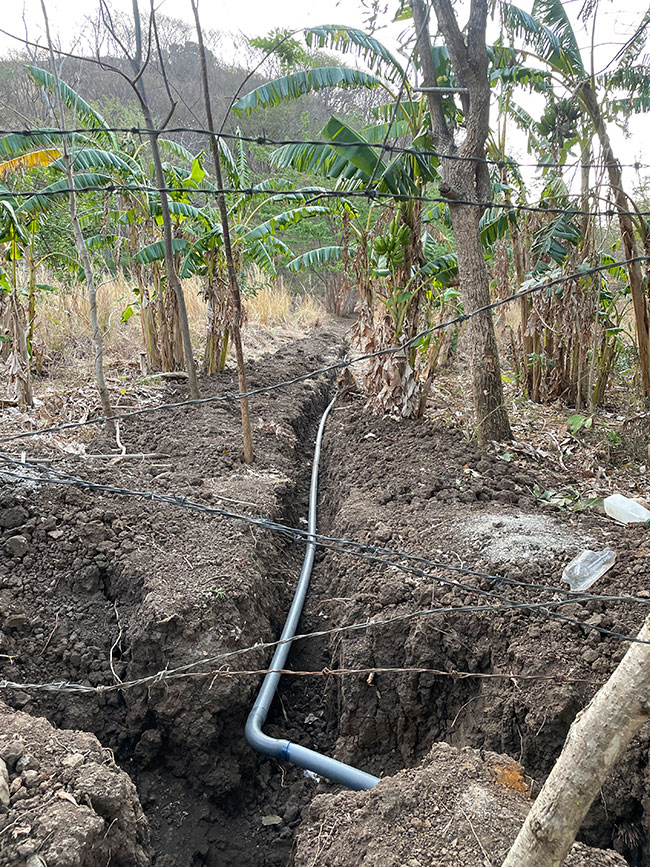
(503, 0), (650, 397)
(0, 194), (34, 407)
(134, 130), (350, 374)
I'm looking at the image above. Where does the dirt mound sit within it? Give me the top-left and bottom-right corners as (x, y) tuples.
(0, 701), (151, 867)
(294, 404), (650, 862)
(294, 742), (626, 867)
(0, 329), (345, 865)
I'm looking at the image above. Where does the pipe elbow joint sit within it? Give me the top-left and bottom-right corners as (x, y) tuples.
(245, 707), (290, 761)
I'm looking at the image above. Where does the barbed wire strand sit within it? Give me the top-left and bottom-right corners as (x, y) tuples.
(0, 451), (643, 608)
(1, 254), (646, 446)
(1, 455), (648, 653)
(0, 592), (645, 696)
(1, 125), (649, 172)
(2, 180), (650, 219)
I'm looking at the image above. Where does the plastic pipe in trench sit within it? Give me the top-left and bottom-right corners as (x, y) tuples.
(245, 395), (379, 791)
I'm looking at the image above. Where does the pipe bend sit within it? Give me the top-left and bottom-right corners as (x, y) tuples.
(245, 395), (379, 791)
(245, 707), (290, 760)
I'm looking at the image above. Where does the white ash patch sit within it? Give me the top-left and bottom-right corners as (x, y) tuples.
(461, 512), (593, 564)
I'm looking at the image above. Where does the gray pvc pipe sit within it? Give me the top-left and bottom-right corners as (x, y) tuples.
(245, 395), (380, 791)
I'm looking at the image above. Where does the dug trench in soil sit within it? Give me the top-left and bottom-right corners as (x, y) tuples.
(0, 328), (351, 866)
(1, 328), (649, 866)
(275, 391), (650, 866)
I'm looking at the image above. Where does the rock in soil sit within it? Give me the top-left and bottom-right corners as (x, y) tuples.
(0, 701), (151, 866)
(294, 742), (626, 867)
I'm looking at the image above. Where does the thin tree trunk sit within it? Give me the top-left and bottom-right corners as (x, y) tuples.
(411, 0), (511, 442)
(40, 0), (115, 434)
(503, 614), (650, 867)
(129, 0), (200, 399)
(191, 0), (254, 464)
(581, 85), (650, 398)
(8, 289), (34, 408)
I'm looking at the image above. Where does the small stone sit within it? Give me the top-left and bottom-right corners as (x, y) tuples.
(410, 818), (423, 828)
(0, 507), (28, 529)
(0, 758), (9, 808)
(16, 841), (37, 857)
(10, 786), (28, 803)
(61, 753), (85, 769)
(374, 522), (392, 543)
(22, 770), (39, 789)
(16, 756), (39, 773)
(2, 741), (24, 768)
(47, 529), (64, 540)
(10, 777), (23, 795)
(26, 856), (47, 867)
(5, 535), (28, 558)
(261, 814), (283, 826)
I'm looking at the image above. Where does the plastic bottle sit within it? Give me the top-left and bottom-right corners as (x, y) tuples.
(562, 550), (616, 592)
(603, 494), (650, 524)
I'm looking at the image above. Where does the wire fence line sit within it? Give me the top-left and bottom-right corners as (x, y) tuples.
(1, 453), (648, 651)
(2, 126), (649, 172)
(1, 254), (647, 446)
(0, 450), (646, 609)
(0, 593), (645, 697)
(3, 180), (650, 220)
(0, 664), (606, 694)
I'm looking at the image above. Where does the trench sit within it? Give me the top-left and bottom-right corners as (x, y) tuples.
(1, 339), (648, 866)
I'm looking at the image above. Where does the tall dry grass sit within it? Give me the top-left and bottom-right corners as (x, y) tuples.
(245, 267), (324, 328)
(30, 268), (325, 375)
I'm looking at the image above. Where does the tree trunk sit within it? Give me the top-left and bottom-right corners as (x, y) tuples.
(451, 206), (511, 436)
(191, 0), (254, 464)
(130, 0), (200, 399)
(411, 0), (511, 442)
(40, 0), (114, 434)
(144, 122), (200, 397)
(580, 85), (650, 398)
(8, 289), (33, 408)
(503, 614), (650, 867)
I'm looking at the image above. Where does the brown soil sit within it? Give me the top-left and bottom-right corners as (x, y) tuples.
(293, 743), (627, 867)
(1, 328), (345, 866)
(0, 701), (150, 866)
(297, 399), (650, 864)
(1, 328), (649, 866)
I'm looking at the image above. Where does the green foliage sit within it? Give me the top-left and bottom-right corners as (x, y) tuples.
(25, 65), (117, 147)
(304, 25), (405, 83)
(233, 68), (385, 115)
(566, 413), (593, 434)
(532, 483), (600, 511)
(249, 29), (313, 73)
(287, 245), (345, 272)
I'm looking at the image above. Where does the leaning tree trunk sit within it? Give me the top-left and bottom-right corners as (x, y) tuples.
(581, 85), (650, 398)
(411, 0), (511, 442)
(503, 614), (650, 867)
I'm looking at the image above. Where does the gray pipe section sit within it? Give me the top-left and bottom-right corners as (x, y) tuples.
(245, 395), (379, 791)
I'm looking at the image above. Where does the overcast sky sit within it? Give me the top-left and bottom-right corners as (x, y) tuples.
(1, 0), (648, 187)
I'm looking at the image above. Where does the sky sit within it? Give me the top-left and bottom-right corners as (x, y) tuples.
(0, 0), (648, 188)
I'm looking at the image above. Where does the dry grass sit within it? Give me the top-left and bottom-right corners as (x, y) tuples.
(246, 284), (325, 328)
(30, 269), (325, 376)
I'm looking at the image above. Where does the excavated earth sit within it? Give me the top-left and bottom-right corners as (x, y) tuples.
(0, 328), (649, 866)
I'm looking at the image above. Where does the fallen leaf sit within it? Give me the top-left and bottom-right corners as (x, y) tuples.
(56, 790), (79, 806)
